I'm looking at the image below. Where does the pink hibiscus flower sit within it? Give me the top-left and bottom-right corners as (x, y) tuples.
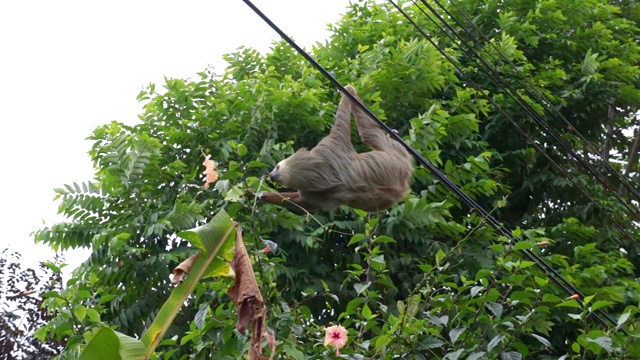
(324, 324), (348, 354)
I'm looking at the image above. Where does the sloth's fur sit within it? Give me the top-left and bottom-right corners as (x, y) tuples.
(262, 85), (414, 212)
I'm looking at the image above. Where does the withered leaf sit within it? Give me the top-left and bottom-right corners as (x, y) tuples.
(228, 227), (275, 360)
(171, 253), (199, 286)
(202, 154), (219, 190)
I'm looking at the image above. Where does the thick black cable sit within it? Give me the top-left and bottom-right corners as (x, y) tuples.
(388, 0), (617, 331)
(441, 0), (640, 203)
(242, 0), (617, 331)
(414, 0), (640, 222)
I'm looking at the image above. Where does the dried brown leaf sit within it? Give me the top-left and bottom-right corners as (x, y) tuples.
(228, 227), (275, 360)
(171, 253), (199, 285)
(202, 154), (219, 189)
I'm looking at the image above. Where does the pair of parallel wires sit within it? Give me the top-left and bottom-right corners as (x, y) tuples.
(241, 0), (633, 333)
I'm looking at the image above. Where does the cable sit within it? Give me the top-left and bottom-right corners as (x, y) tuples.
(439, 0), (640, 203)
(388, 0), (619, 331)
(241, 0), (620, 332)
(402, 0), (640, 249)
(394, 0), (627, 332)
(413, 0), (640, 221)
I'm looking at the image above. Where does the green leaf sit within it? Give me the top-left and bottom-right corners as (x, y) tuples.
(531, 333), (552, 347)
(86, 308), (101, 323)
(177, 211), (236, 278)
(397, 300), (405, 315)
(470, 286), (483, 297)
(247, 160), (267, 168)
(373, 235), (396, 243)
(194, 303), (208, 329)
(140, 211), (235, 354)
(586, 336), (613, 352)
(510, 291), (535, 301)
(224, 187), (245, 202)
(283, 343), (305, 360)
(40, 291), (62, 299)
(78, 328), (145, 360)
(435, 249), (446, 266)
(467, 352), (486, 360)
(418, 264), (434, 272)
(99, 294), (116, 304)
(354, 282), (371, 296)
(617, 312), (631, 328)
(344, 297), (365, 318)
(488, 244), (505, 252)
(78, 328), (121, 360)
(362, 304), (376, 320)
(500, 351), (523, 360)
(418, 337), (446, 349)
(443, 349), (464, 360)
(42, 262), (61, 274)
(348, 233), (366, 246)
(583, 294), (595, 305)
(518, 261), (536, 269)
(590, 300), (614, 311)
(513, 241), (533, 250)
(581, 49), (600, 75)
(73, 305), (87, 322)
(178, 211), (232, 253)
(320, 280), (330, 292)
(485, 302), (503, 318)
(487, 334), (505, 353)
(572, 342), (581, 353)
(534, 276), (548, 287)
(427, 315), (449, 327)
(449, 326), (466, 345)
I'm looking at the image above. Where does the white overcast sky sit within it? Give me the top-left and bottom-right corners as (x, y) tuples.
(0, 0), (348, 271)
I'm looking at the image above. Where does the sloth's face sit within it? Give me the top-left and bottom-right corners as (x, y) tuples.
(269, 158), (288, 184)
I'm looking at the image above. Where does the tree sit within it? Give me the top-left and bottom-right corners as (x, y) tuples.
(33, 0), (640, 358)
(0, 249), (64, 359)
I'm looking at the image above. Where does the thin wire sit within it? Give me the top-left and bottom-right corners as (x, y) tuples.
(441, 0), (640, 202)
(410, 0), (635, 332)
(241, 0), (620, 332)
(413, 0), (640, 221)
(403, 1), (639, 248)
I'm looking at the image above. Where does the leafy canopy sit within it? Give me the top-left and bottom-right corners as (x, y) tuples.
(33, 0), (640, 359)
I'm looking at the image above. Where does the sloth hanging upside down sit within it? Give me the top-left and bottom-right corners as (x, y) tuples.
(261, 85), (414, 212)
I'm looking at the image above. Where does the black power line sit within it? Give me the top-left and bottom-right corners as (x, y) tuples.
(387, 1), (640, 250)
(412, 0), (640, 221)
(438, 0), (640, 203)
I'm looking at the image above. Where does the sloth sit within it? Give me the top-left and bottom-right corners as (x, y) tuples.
(261, 85), (414, 212)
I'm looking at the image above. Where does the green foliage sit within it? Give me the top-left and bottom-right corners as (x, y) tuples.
(32, 0), (640, 359)
(72, 212), (235, 360)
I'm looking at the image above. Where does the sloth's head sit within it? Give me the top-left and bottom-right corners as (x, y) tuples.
(269, 148), (315, 189)
(269, 158), (289, 184)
